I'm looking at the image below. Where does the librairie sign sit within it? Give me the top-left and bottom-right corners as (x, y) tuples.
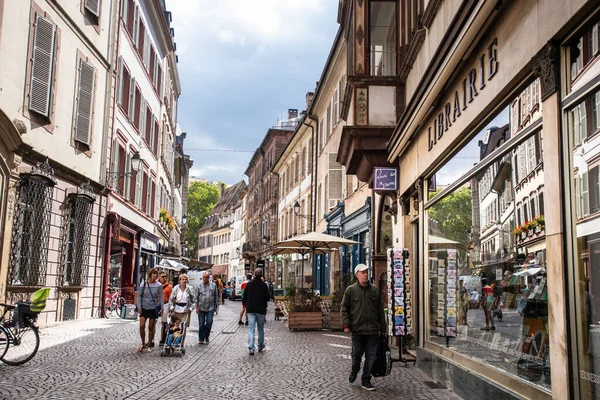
(428, 38), (499, 151)
(374, 167), (398, 191)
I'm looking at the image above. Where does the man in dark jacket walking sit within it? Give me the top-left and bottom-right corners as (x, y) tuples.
(340, 264), (386, 391)
(242, 268), (271, 355)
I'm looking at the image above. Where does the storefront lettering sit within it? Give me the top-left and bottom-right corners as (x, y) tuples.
(428, 38), (499, 151)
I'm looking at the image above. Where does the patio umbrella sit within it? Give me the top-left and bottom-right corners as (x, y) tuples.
(274, 232), (359, 287)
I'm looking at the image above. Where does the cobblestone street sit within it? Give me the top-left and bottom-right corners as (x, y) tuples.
(0, 302), (462, 400)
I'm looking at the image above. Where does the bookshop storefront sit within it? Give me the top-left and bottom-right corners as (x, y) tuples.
(385, 1), (600, 398)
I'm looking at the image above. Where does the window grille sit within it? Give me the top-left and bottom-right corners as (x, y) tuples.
(9, 160), (55, 286)
(62, 182), (95, 287)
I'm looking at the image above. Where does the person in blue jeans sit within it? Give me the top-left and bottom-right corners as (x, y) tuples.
(242, 268), (271, 355)
(340, 264), (386, 391)
(165, 321), (182, 353)
(195, 272), (219, 345)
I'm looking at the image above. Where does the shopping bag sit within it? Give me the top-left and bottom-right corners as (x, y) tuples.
(372, 336), (392, 377)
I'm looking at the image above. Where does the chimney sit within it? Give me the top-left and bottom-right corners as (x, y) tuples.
(288, 109), (298, 120)
(305, 92), (315, 111)
(220, 183), (225, 195)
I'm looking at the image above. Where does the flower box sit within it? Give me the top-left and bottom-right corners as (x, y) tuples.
(288, 311), (322, 331)
(328, 313), (343, 330)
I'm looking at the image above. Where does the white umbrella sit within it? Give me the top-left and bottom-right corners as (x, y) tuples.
(275, 232), (359, 250)
(271, 247), (336, 256)
(274, 232), (360, 287)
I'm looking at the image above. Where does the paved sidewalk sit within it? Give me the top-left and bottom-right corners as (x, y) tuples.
(0, 301), (462, 400)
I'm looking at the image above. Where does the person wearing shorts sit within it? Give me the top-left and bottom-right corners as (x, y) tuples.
(238, 273), (252, 325)
(137, 268), (164, 352)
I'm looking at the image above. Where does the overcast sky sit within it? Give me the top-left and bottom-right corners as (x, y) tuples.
(168, 0), (340, 185)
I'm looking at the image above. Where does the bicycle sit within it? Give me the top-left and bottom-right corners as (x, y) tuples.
(104, 287), (125, 318)
(0, 302), (40, 365)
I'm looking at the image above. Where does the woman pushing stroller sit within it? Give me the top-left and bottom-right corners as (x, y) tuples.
(167, 274), (195, 347)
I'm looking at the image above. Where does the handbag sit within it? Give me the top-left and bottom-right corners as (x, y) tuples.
(141, 282), (162, 315)
(372, 336), (392, 377)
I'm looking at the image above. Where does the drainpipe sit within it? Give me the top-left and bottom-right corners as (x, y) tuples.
(93, 0), (121, 318)
(303, 116), (318, 232)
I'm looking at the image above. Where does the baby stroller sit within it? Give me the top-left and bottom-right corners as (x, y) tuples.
(160, 319), (187, 357)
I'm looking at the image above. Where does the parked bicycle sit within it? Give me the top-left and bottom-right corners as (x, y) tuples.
(104, 287), (125, 318)
(0, 302), (41, 365)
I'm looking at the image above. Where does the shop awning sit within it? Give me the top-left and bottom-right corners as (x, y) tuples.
(158, 259), (187, 271)
(513, 267), (544, 277)
(184, 258), (213, 271)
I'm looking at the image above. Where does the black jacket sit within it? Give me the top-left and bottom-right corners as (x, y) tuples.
(242, 278), (270, 315)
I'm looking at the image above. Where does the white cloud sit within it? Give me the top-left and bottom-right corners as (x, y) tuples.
(168, 0), (329, 53)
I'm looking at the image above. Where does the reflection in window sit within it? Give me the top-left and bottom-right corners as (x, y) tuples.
(426, 90), (549, 391)
(369, 1), (396, 76)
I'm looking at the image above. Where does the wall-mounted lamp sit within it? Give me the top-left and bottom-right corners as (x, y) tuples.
(105, 151), (142, 183)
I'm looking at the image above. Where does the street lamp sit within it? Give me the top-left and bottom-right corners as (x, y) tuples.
(293, 200), (313, 232)
(182, 214), (187, 225)
(105, 151), (142, 183)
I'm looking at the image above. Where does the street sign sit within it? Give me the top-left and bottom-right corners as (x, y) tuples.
(374, 167), (397, 191)
(257, 259), (265, 268)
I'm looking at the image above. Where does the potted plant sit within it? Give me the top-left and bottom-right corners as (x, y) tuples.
(537, 215), (545, 231)
(526, 220), (537, 236)
(284, 284), (323, 331)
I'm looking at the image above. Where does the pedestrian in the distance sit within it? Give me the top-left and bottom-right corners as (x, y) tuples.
(340, 264), (386, 391)
(158, 271), (173, 346)
(238, 273), (252, 325)
(137, 268), (164, 353)
(196, 271), (219, 344)
(268, 280), (274, 301)
(243, 268), (271, 355)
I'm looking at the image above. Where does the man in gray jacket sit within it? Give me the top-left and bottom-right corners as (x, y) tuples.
(340, 264), (386, 391)
(196, 272), (219, 345)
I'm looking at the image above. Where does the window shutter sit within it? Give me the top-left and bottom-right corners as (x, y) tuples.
(74, 60), (95, 145)
(117, 56), (124, 106)
(135, 170), (142, 208)
(149, 48), (155, 81)
(117, 145), (126, 194)
(128, 77), (135, 120)
(328, 153), (343, 208)
(130, 169), (137, 203)
(153, 119), (159, 154)
(84, 0), (101, 17)
(142, 171), (148, 211)
(134, 86), (141, 128)
(29, 15), (57, 117)
(133, 6), (139, 47)
(138, 98), (145, 134)
(145, 108), (152, 143)
(126, 0), (134, 34)
(151, 181), (156, 219)
(124, 153), (131, 199)
(137, 21), (145, 57)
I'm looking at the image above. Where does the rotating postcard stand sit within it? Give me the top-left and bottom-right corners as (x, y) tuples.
(387, 248), (416, 366)
(433, 250), (458, 348)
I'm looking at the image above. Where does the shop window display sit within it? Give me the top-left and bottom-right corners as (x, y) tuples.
(426, 79), (550, 392)
(570, 82), (600, 398)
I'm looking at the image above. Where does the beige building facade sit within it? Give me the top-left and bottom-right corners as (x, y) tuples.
(0, 0), (117, 323)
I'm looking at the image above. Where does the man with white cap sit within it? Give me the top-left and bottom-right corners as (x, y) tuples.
(340, 263), (386, 391)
